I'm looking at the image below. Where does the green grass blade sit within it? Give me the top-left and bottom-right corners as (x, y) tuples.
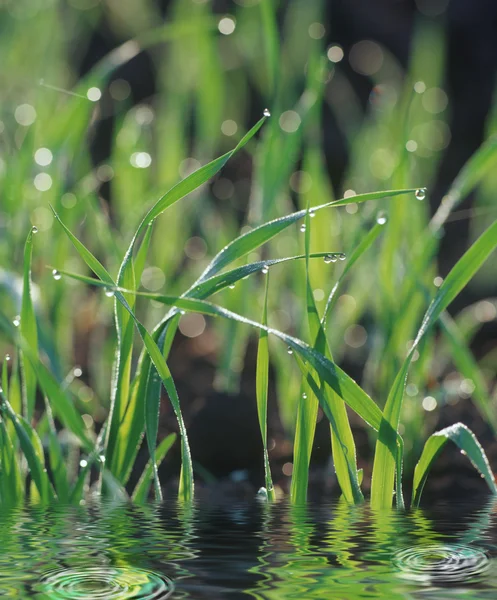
(52, 210), (194, 502)
(412, 423), (497, 508)
(132, 433), (177, 504)
(20, 228), (38, 421)
(198, 190), (415, 283)
(256, 275), (275, 501)
(371, 219), (497, 509)
(44, 397), (70, 503)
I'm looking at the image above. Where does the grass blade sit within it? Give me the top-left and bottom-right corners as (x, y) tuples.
(412, 423), (497, 507)
(371, 219), (497, 509)
(256, 275), (275, 501)
(20, 228), (38, 421)
(132, 433), (177, 503)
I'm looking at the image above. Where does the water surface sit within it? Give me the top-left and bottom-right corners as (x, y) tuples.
(1, 498), (496, 598)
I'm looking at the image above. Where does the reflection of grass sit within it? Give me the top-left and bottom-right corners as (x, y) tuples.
(1, 1), (497, 508)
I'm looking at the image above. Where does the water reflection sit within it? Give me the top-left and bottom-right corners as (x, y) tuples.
(0, 499), (495, 598)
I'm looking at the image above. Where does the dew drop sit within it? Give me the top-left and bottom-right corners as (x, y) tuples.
(31, 225), (38, 234)
(302, 393), (307, 400)
(300, 224), (306, 233)
(104, 288), (114, 298)
(229, 284), (235, 290)
(287, 346), (293, 355)
(309, 210), (316, 218)
(13, 316), (20, 327)
(324, 254), (338, 263)
(79, 459), (88, 468)
(461, 450), (467, 456)
(261, 266), (269, 275)
(5, 354), (11, 362)
(73, 367), (82, 378)
(99, 455), (106, 464)
(52, 269), (61, 281)
(338, 253), (346, 261)
(376, 211), (388, 225)
(415, 188), (427, 201)
(263, 108), (271, 118)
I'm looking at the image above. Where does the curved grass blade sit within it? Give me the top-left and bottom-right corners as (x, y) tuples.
(20, 228), (38, 421)
(256, 275), (275, 501)
(132, 433), (177, 504)
(371, 219), (497, 509)
(412, 423), (497, 508)
(51, 210), (194, 502)
(323, 214), (388, 327)
(198, 190), (415, 283)
(54, 274), (385, 433)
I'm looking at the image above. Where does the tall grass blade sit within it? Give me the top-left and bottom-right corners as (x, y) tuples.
(371, 219), (497, 509)
(256, 275), (275, 501)
(412, 423), (497, 507)
(20, 228), (38, 421)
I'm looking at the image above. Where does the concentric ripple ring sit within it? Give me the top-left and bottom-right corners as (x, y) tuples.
(34, 566), (173, 598)
(393, 544), (489, 583)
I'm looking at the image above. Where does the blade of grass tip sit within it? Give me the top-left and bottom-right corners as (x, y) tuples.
(51, 210), (194, 502)
(117, 115), (268, 289)
(20, 227), (39, 422)
(256, 274), (275, 501)
(412, 423), (497, 508)
(371, 219), (497, 509)
(132, 433), (177, 504)
(322, 213), (389, 327)
(0, 390), (55, 503)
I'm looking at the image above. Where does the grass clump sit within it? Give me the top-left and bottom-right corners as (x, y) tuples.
(1, 1), (497, 509)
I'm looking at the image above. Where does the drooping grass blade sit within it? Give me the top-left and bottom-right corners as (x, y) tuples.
(412, 423), (497, 507)
(132, 433), (177, 504)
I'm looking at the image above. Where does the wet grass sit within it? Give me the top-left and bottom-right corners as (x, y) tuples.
(1, 0), (497, 508)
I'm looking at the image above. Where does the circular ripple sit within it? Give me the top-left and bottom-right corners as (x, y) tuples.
(34, 567), (173, 599)
(393, 544), (489, 583)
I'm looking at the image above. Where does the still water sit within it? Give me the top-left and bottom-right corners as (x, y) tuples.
(1, 498), (496, 598)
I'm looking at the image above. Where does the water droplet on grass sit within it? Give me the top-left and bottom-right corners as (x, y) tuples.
(52, 269), (61, 281)
(300, 224), (306, 233)
(415, 188), (427, 201)
(338, 253), (346, 261)
(73, 367), (82, 378)
(261, 266), (269, 275)
(5, 354), (11, 361)
(229, 284), (235, 290)
(309, 210), (315, 218)
(263, 108), (271, 117)
(302, 393), (307, 399)
(324, 254), (338, 263)
(13, 316), (20, 327)
(31, 225), (38, 234)
(104, 288), (114, 298)
(376, 211), (388, 225)
(287, 347), (293, 355)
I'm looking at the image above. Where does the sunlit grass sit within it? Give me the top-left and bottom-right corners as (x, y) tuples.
(1, 0), (497, 508)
